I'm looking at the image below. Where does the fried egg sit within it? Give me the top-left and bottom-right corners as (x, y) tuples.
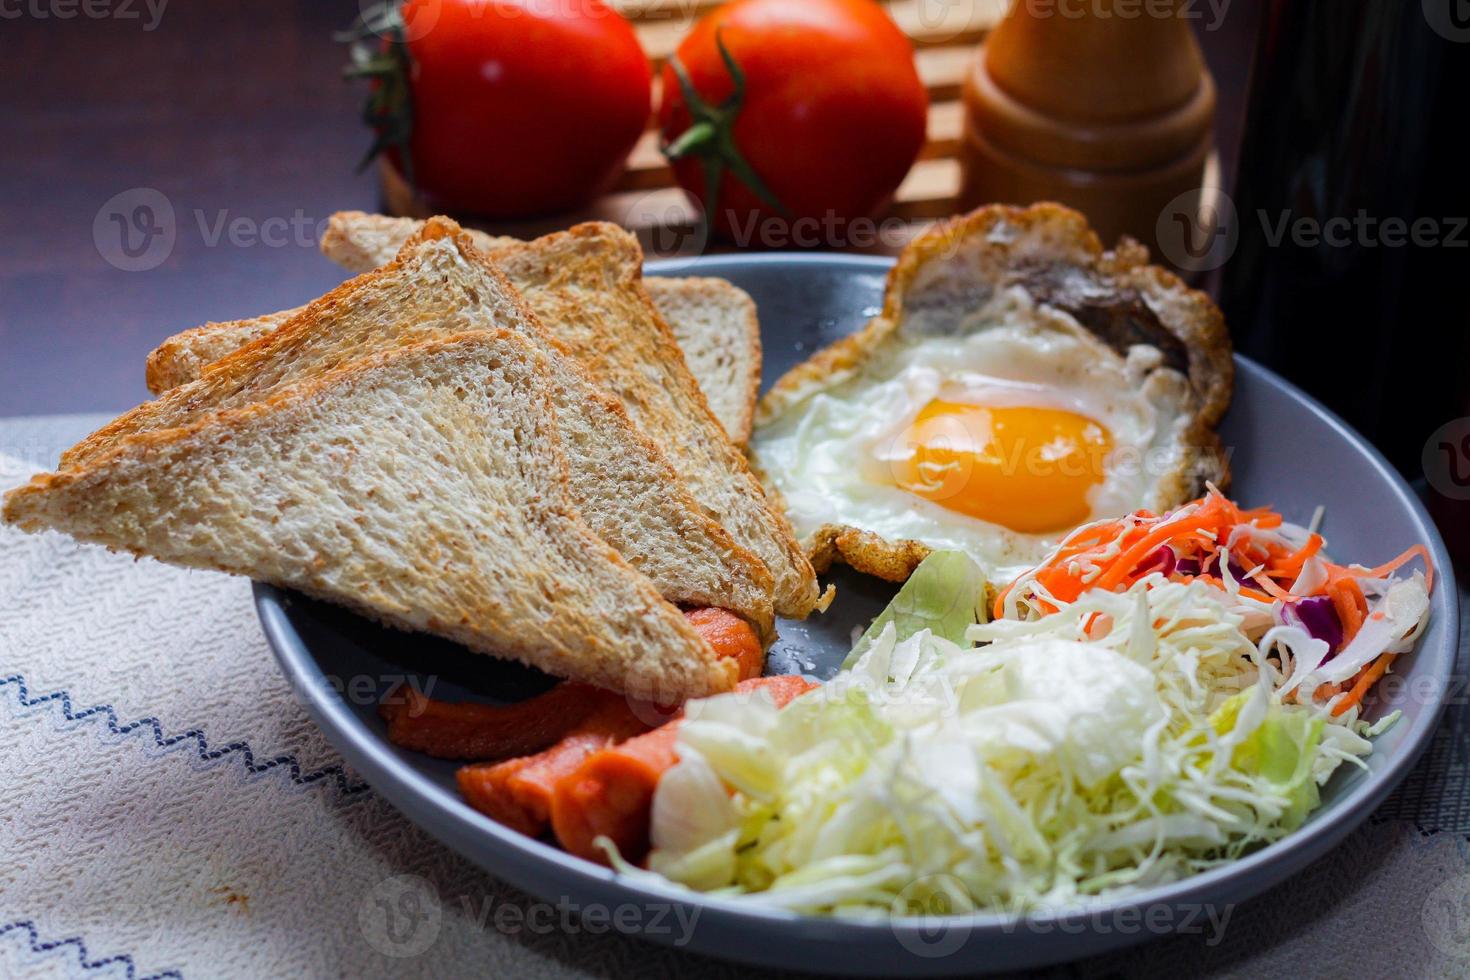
(750, 205), (1233, 585)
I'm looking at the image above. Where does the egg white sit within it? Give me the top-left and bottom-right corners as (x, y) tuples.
(751, 287), (1199, 583)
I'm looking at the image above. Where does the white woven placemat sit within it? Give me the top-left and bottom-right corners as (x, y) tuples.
(2, 415), (1468, 979)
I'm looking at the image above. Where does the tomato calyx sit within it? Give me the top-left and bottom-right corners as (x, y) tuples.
(338, 2), (416, 185)
(662, 30), (789, 224)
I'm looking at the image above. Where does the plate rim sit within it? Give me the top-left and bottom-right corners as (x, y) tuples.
(254, 251), (1460, 958)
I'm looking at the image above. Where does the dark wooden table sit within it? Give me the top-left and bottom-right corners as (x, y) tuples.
(0, 0), (1258, 419)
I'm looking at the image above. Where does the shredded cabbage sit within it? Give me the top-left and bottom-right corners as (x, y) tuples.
(638, 559), (1397, 914)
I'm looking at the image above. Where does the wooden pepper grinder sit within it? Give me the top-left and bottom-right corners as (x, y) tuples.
(958, 0), (1215, 257)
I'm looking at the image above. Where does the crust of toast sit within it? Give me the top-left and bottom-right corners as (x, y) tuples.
(754, 203), (1234, 583)
(5, 332), (738, 699)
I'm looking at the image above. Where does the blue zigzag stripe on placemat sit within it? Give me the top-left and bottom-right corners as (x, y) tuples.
(0, 919), (182, 979)
(0, 673), (371, 800)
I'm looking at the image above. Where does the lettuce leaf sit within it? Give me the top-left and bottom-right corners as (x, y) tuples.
(841, 550), (988, 669)
(1210, 690), (1324, 830)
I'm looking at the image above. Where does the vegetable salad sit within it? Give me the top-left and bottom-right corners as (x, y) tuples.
(613, 493), (1433, 913)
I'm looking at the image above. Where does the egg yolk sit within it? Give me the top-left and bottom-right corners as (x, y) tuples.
(888, 400), (1113, 534)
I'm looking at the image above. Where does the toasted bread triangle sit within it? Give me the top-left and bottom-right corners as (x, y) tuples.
(4, 332), (738, 699)
(487, 224), (818, 617)
(643, 275), (761, 446)
(58, 218), (775, 635)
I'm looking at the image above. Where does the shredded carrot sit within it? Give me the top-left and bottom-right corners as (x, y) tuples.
(1251, 573), (1293, 601)
(1332, 653), (1398, 717)
(1329, 578), (1368, 644)
(1265, 533), (1323, 580)
(1096, 512), (1215, 591)
(1232, 582), (1277, 604)
(992, 585), (1010, 622)
(1365, 544), (1435, 591)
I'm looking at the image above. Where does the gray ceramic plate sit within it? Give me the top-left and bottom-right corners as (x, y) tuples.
(256, 254), (1459, 975)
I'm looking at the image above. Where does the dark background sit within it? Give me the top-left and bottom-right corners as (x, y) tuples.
(0, 0), (1261, 418)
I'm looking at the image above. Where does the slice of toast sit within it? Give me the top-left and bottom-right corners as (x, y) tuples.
(146, 212), (764, 445)
(643, 276), (760, 446)
(145, 307), (304, 394)
(485, 224), (818, 617)
(60, 219), (775, 636)
(4, 332), (738, 699)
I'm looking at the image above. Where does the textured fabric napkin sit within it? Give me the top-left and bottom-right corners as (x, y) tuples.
(3, 416), (1470, 980)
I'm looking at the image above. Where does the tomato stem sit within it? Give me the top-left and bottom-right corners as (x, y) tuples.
(663, 121), (716, 159)
(661, 29), (789, 227)
(339, 2), (416, 187)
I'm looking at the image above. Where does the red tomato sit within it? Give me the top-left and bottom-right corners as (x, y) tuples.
(389, 0), (651, 217)
(658, 0), (928, 243)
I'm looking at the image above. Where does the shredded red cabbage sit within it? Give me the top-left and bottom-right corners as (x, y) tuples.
(1283, 595), (1344, 654)
(1136, 546), (1177, 578)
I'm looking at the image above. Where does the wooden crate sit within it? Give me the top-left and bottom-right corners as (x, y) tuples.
(383, 0), (1007, 255)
